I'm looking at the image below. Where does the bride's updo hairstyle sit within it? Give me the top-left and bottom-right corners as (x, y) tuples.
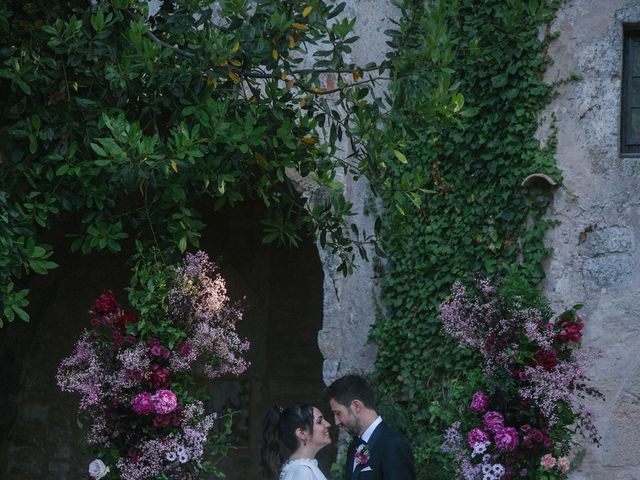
(260, 404), (314, 480)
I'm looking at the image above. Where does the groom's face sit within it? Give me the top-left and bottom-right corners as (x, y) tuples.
(329, 398), (361, 436)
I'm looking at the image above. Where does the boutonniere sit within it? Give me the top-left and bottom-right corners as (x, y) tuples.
(354, 443), (370, 466)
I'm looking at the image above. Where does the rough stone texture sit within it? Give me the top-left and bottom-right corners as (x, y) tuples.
(316, 0), (399, 386)
(542, 0), (640, 477)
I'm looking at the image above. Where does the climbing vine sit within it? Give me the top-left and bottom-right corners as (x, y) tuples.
(371, 1), (561, 478)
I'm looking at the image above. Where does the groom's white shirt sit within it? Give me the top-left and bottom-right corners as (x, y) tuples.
(352, 416), (383, 472)
(361, 416), (382, 443)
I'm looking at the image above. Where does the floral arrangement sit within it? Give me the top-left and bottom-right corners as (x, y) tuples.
(57, 251), (249, 479)
(438, 277), (602, 480)
(355, 443), (370, 467)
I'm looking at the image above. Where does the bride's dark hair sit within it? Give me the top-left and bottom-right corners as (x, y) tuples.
(260, 404), (314, 480)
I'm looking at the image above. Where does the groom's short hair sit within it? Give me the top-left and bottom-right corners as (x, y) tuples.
(324, 374), (376, 410)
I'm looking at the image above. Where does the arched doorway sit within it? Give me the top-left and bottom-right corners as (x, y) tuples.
(0, 200), (328, 479)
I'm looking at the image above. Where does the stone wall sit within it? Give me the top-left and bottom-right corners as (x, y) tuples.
(316, 0), (399, 385)
(542, 1), (640, 478)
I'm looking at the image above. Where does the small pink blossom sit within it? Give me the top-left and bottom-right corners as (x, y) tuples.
(540, 454), (556, 469)
(152, 389), (178, 414)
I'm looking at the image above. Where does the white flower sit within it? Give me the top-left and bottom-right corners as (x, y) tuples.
(88, 459), (109, 479)
(166, 451), (177, 462)
(471, 441), (489, 458)
(178, 452), (189, 464)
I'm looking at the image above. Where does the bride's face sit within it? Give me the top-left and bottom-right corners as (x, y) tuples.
(308, 407), (332, 448)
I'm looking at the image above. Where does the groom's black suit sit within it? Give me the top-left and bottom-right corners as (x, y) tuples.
(344, 421), (415, 480)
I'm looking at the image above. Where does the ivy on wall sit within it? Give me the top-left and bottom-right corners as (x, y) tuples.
(372, 1), (561, 478)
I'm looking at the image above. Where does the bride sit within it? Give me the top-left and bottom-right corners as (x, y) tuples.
(260, 404), (332, 480)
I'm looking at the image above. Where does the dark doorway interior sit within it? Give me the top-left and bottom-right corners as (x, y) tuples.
(0, 200), (330, 479)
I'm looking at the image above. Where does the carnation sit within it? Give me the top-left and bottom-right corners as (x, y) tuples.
(132, 392), (154, 415)
(482, 411), (504, 432)
(494, 427), (519, 451)
(470, 391), (490, 413)
(467, 428), (490, 447)
(540, 453), (556, 469)
(152, 389), (178, 414)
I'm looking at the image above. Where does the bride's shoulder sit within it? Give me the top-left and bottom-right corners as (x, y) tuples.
(279, 458), (321, 479)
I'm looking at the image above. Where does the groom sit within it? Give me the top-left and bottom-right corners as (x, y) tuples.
(325, 375), (415, 480)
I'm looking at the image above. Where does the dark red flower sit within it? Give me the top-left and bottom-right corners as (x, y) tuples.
(533, 350), (558, 371)
(128, 448), (141, 464)
(176, 341), (192, 357)
(556, 318), (583, 343)
(483, 334), (496, 352)
(93, 290), (119, 315)
(114, 311), (139, 332)
(153, 413), (172, 428)
(148, 364), (171, 388)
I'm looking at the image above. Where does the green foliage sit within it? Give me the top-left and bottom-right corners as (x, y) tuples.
(0, 0), (392, 325)
(371, 1), (561, 478)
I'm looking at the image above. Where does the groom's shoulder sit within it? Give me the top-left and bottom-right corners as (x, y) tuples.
(378, 422), (410, 446)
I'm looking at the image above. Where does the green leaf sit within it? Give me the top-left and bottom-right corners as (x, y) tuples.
(393, 150), (408, 164)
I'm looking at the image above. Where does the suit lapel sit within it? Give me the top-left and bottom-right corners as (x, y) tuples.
(352, 422), (386, 479)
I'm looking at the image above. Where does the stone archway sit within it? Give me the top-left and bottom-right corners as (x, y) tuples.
(0, 200), (327, 479)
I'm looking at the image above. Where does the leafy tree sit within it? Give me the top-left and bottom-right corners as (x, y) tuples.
(0, 0), (398, 326)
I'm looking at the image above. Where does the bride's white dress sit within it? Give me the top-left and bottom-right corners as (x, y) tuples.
(279, 458), (327, 480)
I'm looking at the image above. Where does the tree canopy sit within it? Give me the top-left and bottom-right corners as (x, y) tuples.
(0, 0), (406, 325)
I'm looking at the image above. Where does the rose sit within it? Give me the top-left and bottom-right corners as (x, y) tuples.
(152, 389), (178, 414)
(467, 428), (490, 446)
(153, 413), (173, 427)
(483, 334), (496, 352)
(132, 392), (155, 415)
(93, 290), (119, 315)
(494, 427), (519, 451)
(148, 364), (171, 388)
(114, 311), (138, 332)
(470, 391), (489, 412)
(533, 350), (558, 371)
(88, 459), (110, 479)
(557, 319), (583, 343)
(519, 424), (531, 434)
(558, 456), (570, 472)
(482, 411), (504, 432)
(177, 341), (192, 357)
(128, 448), (141, 464)
(540, 454), (556, 469)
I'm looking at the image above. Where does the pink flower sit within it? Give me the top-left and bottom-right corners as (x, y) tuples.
(131, 392), (154, 415)
(540, 454), (556, 469)
(152, 389), (178, 414)
(558, 456), (570, 472)
(467, 428), (490, 447)
(483, 411), (504, 432)
(494, 427), (519, 451)
(470, 391), (489, 412)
